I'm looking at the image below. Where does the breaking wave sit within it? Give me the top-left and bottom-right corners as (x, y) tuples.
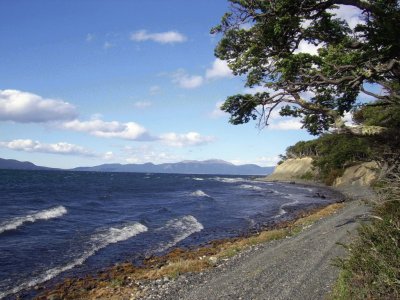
(0, 223), (148, 299)
(239, 184), (263, 191)
(190, 190), (211, 197)
(192, 177), (204, 181)
(275, 200), (300, 218)
(155, 215), (204, 252)
(0, 206), (67, 234)
(213, 177), (245, 183)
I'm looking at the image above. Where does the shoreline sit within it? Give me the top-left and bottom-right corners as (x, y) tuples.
(29, 181), (351, 300)
(258, 176), (376, 203)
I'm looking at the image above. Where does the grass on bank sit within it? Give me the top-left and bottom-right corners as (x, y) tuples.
(331, 176), (400, 299)
(37, 203), (344, 300)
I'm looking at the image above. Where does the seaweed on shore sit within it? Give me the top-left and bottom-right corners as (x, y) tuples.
(30, 202), (344, 300)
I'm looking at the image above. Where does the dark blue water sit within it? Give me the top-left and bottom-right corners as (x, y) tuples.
(0, 170), (337, 298)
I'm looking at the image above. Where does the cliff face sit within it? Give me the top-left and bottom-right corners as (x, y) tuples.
(266, 157), (316, 181)
(266, 157), (379, 189)
(333, 161), (379, 188)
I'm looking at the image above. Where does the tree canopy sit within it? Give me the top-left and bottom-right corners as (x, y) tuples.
(212, 0), (400, 135)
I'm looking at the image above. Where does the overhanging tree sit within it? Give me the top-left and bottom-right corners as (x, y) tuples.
(212, 0), (400, 135)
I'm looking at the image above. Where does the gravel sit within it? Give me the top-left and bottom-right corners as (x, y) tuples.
(138, 194), (371, 300)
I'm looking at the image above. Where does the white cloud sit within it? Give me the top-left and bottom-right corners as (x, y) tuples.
(172, 69), (204, 89)
(255, 156), (280, 167)
(0, 139), (94, 156)
(103, 151), (115, 160)
(149, 85), (161, 95)
(130, 30), (187, 44)
(171, 58), (234, 90)
(269, 119), (303, 130)
(134, 101), (152, 109)
(342, 111), (356, 127)
(299, 90), (316, 100)
(205, 59), (233, 79)
(294, 40), (322, 55)
(329, 5), (364, 30)
(62, 119), (150, 140)
(160, 132), (215, 147)
(0, 89), (78, 123)
(209, 101), (227, 118)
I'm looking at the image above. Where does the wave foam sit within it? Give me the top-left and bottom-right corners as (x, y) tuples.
(156, 215), (204, 252)
(275, 200), (300, 218)
(0, 206), (67, 234)
(239, 184), (263, 191)
(190, 190), (211, 197)
(213, 177), (245, 183)
(192, 177), (204, 181)
(0, 222), (147, 299)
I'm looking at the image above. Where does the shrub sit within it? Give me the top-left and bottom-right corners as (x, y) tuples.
(332, 173), (400, 299)
(283, 133), (375, 184)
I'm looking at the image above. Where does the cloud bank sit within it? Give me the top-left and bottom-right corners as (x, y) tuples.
(0, 89), (215, 147)
(0, 139), (94, 156)
(62, 119), (151, 140)
(0, 89), (78, 123)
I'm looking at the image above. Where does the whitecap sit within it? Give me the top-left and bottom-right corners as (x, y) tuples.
(239, 184), (263, 191)
(192, 177), (204, 181)
(0, 222), (148, 299)
(156, 215), (204, 252)
(213, 177), (245, 183)
(0, 206), (67, 234)
(190, 190), (211, 197)
(274, 200), (300, 218)
(281, 199), (300, 208)
(276, 207), (287, 217)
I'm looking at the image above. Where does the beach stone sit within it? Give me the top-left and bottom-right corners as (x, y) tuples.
(208, 256), (218, 266)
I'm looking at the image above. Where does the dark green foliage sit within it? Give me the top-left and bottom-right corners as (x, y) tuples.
(353, 103), (400, 129)
(298, 171), (315, 181)
(213, 0), (400, 135)
(284, 134), (375, 184)
(311, 135), (373, 182)
(221, 93), (266, 125)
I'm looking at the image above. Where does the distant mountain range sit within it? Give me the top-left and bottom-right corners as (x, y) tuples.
(72, 159), (274, 175)
(0, 158), (274, 175)
(0, 158), (56, 171)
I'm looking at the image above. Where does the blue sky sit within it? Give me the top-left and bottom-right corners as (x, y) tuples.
(0, 0), (354, 169)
